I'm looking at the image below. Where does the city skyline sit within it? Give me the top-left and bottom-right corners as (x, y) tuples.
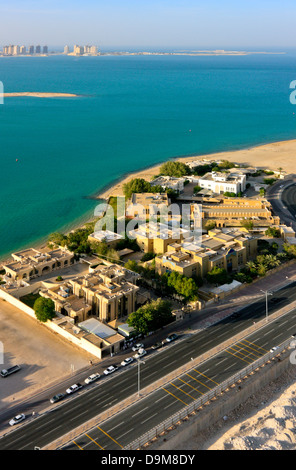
(0, 0), (295, 49)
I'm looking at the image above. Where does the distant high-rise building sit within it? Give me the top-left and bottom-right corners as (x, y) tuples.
(8, 45), (14, 55)
(20, 45), (26, 55)
(35, 45), (41, 54)
(43, 45), (48, 54)
(90, 45), (98, 55)
(13, 45), (20, 55)
(73, 45), (83, 56)
(3, 46), (8, 55)
(28, 45), (34, 54)
(64, 45), (70, 54)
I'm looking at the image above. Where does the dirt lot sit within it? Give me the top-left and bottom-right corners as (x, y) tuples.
(0, 299), (93, 412)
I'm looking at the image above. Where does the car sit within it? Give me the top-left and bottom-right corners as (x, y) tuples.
(121, 357), (134, 367)
(270, 346), (279, 353)
(132, 343), (144, 352)
(166, 333), (178, 343)
(9, 414), (26, 426)
(151, 342), (163, 350)
(50, 393), (66, 404)
(66, 383), (83, 394)
(292, 333), (296, 338)
(133, 348), (147, 359)
(103, 365), (118, 375)
(84, 373), (101, 385)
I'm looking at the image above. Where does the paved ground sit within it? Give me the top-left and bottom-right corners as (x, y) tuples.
(0, 299), (93, 413)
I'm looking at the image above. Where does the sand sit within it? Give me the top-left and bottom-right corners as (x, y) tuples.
(179, 366), (296, 451)
(3, 92), (79, 98)
(97, 138), (296, 200)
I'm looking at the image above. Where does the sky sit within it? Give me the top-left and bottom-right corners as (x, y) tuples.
(0, 0), (295, 50)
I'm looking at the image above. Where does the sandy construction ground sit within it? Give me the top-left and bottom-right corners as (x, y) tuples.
(98, 138), (296, 199)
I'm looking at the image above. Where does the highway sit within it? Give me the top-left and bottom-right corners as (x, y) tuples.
(267, 177), (296, 230)
(1, 280), (296, 450)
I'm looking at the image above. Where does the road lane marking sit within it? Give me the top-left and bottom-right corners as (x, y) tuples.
(85, 433), (104, 450)
(226, 349), (252, 364)
(131, 407), (149, 418)
(186, 373), (212, 390)
(97, 425), (123, 449)
(178, 378), (204, 395)
(170, 382), (195, 400)
(73, 440), (84, 450)
(193, 369), (219, 385)
(162, 387), (188, 406)
(243, 339), (268, 352)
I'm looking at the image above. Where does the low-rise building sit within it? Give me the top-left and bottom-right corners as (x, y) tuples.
(126, 192), (171, 219)
(200, 198), (280, 228)
(150, 176), (186, 193)
(129, 222), (190, 254)
(3, 247), (75, 282)
(88, 230), (124, 249)
(198, 171), (246, 195)
(155, 229), (257, 278)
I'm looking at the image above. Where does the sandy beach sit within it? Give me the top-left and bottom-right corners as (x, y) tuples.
(3, 92), (79, 98)
(97, 138), (296, 199)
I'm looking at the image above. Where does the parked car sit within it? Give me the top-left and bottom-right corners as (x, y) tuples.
(292, 333), (296, 338)
(0, 365), (21, 378)
(66, 383), (83, 394)
(151, 342), (163, 350)
(270, 346), (279, 353)
(9, 414), (26, 426)
(103, 365), (118, 375)
(84, 373), (101, 385)
(133, 348), (147, 359)
(50, 393), (66, 404)
(121, 357), (134, 367)
(132, 343), (144, 352)
(166, 333), (178, 343)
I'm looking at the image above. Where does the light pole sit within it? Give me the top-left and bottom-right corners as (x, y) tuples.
(260, 289), (272, 322)
(137, 359), (145, 397)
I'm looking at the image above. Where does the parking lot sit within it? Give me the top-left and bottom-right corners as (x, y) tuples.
(0, 298), (94, 413)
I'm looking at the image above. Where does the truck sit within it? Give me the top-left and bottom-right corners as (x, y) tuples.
(0, 365), (21, 378)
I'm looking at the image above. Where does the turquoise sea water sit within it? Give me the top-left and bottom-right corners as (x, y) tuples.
(0, 52), (295, 259)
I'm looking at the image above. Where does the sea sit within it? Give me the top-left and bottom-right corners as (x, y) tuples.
(0, 50), (295, 260)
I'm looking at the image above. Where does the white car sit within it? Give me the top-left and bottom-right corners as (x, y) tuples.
(270, 346), (279, 353)
(133, 348), (147, 359)
(121, 357), (134, 367)
(132, 343), (144, 352)
(66, 383), (83, 394)
(103, 365), (118, 375)
(84, 373), (100, 384)
(9, 414), (26, 426)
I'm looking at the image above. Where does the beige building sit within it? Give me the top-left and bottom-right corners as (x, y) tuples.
(126, 192), (171, 219)
(129, 222), (190, 254)
(67, 264), (140, 323)
(200, 198), (280, 228)
(155, 229), (257, 278)
(3, 248), (75, 282)
(88, 230), (124, 249)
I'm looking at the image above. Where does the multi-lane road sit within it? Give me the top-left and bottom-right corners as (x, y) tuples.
(267, 177), (296, 230)
(1, 281), (296, 450)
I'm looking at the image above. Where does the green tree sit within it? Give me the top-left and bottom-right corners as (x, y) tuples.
(34, 297), (55, 323)
(127, 299), (173, 335)
(206, 267), (231, 285)
(240, 219), (254, 231)
(159, 161), (191, 178)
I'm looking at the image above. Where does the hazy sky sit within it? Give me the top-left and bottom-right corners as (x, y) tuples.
(0, 0), (295, 49)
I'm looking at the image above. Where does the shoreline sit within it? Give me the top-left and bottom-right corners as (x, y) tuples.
(95, 137), (296, 199)
(1, 137), (295, 266)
